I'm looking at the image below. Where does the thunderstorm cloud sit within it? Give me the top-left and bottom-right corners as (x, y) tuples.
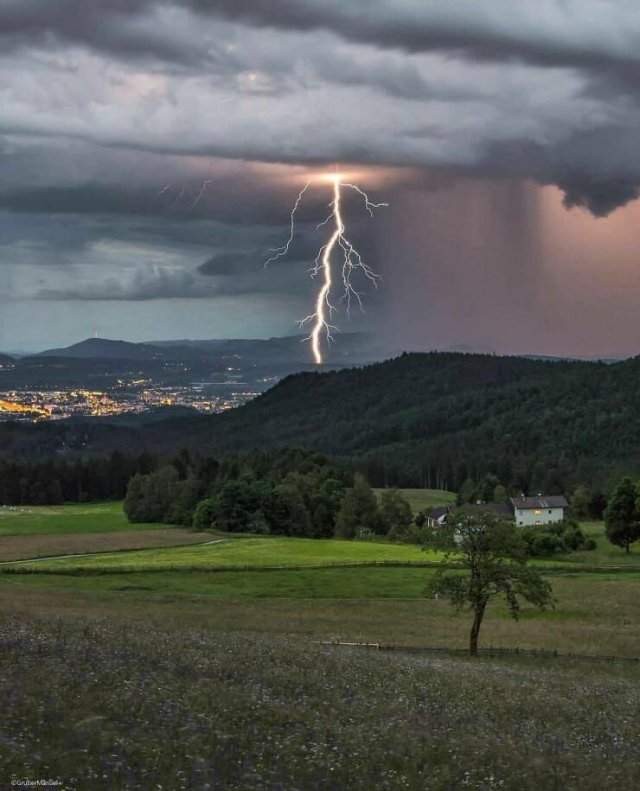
(2, 1), (640, 354)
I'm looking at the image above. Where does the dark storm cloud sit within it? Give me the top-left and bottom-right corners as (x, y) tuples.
(196, 229), (341, 277)
(197, 1), (640, 73)
(4, 1), (640, 74)
(198, 252), (257, 277)
(3, 2), (640, 216)
(5, 0), (640, 345)
(0, 1), (194, 65)
(558, 177), (639, 217)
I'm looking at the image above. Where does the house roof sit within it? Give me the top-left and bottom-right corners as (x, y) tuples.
(510, 496), (568, 510)
(428, 506), (450, 519)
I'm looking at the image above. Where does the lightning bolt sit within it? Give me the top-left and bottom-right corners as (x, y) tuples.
(267, 174), (387, 364)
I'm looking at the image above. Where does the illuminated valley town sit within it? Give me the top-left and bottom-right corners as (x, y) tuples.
(0, 347), (278, 422)
(0, 334), (372, 422)
(0, 381), (263, 422)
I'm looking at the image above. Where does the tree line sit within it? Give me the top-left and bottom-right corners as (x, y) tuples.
(123, 448), (418, 540)
(0, 452), (157, 505)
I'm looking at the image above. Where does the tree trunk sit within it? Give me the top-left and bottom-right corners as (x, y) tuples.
(469, 602), (486, 657)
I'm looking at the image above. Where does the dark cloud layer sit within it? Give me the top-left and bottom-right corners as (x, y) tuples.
(5, 1), (640, 73)
(1, 2), (639, 214)
(3, 1), (640, 353)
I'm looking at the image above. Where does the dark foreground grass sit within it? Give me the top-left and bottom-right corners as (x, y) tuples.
(2, 615), (640, 791)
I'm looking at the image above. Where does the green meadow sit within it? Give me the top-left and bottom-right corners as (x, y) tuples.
(7, 535), (440, 572)
(0, 501), (163, 536)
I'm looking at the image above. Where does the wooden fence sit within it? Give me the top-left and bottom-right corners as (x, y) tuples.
(319, 639), (640, 663)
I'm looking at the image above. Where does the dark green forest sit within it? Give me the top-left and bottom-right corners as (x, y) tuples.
(2, 352), (640, 495)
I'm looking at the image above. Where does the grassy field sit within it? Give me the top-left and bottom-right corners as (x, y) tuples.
(3, 563), (640, 657)
(0, 529), (210, 563)
(0, 502), (209, 561)
(0, 502), (164, 536)
(3, 499), (640, 788)
(567, 521), (640, 565)
(374, 487), (456, 511)
(7, 535), (441, 572)
(3, 504), (640, 660)
(8, 518), (640, 573)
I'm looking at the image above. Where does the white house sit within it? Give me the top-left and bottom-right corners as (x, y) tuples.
(510, 495), (568, 527)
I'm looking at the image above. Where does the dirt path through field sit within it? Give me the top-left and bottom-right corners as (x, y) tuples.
(0, 531), (223, 563)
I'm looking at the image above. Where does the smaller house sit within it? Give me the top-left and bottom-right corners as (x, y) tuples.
(426, 506), (450, 528)
(510, 495), (568, 527)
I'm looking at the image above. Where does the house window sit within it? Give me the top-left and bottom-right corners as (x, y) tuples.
(533, 509), (542, 515)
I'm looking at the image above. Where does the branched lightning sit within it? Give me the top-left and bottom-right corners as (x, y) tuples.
(264, 183), (310, 267)
(191, 179), (213, 209)
(266, 175), (388, 364)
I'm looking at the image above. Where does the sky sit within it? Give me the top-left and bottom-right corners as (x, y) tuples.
(2, 1), (640, 356)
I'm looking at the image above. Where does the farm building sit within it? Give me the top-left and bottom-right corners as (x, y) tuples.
(428, 496), (568, 528)
(510, 495), (568, 527)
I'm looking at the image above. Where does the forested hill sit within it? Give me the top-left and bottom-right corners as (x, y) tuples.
(194, 351), (640, 491)
(2, 352), (640, 492)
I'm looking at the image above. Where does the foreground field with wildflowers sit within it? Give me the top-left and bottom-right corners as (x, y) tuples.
(4, 503), (640, 789)
(1, 615), (640, 791)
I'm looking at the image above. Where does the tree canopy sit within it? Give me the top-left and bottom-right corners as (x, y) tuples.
(425, 510), (554, 655)
(604, 477), (640, 553)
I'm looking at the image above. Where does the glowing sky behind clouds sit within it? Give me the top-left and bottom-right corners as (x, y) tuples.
(2, 1), (640, 355)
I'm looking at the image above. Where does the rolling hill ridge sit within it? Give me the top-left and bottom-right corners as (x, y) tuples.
(2, 351), (639, 492)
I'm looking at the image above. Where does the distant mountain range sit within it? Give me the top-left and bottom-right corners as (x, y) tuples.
(1, 335), (626, 366)
(39, 338), (178, 361)
(36, 333), (383, 364)
(0, 333), (385, 389)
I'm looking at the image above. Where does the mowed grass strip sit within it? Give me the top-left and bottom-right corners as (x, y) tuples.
(7, 536), (441, 572)
(0, 528), (211, 563)
(0, 501), (165, 536)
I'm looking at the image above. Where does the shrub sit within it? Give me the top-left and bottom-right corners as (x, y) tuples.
(529, 533), (566, 557)
(521, 520), (596, 557)
(192, 498), (217, 531)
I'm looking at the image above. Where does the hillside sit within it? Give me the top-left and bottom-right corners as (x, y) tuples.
(0, 354), (15, 368)
(189, 351), (640, 489)
(39, 337), (192, 361)
(2, 351), (640, 491)
(150, 331), (382, 363)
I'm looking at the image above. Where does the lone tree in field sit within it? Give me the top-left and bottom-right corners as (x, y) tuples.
(425, 510), (554, 656)
(604, 477), (640, 554)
